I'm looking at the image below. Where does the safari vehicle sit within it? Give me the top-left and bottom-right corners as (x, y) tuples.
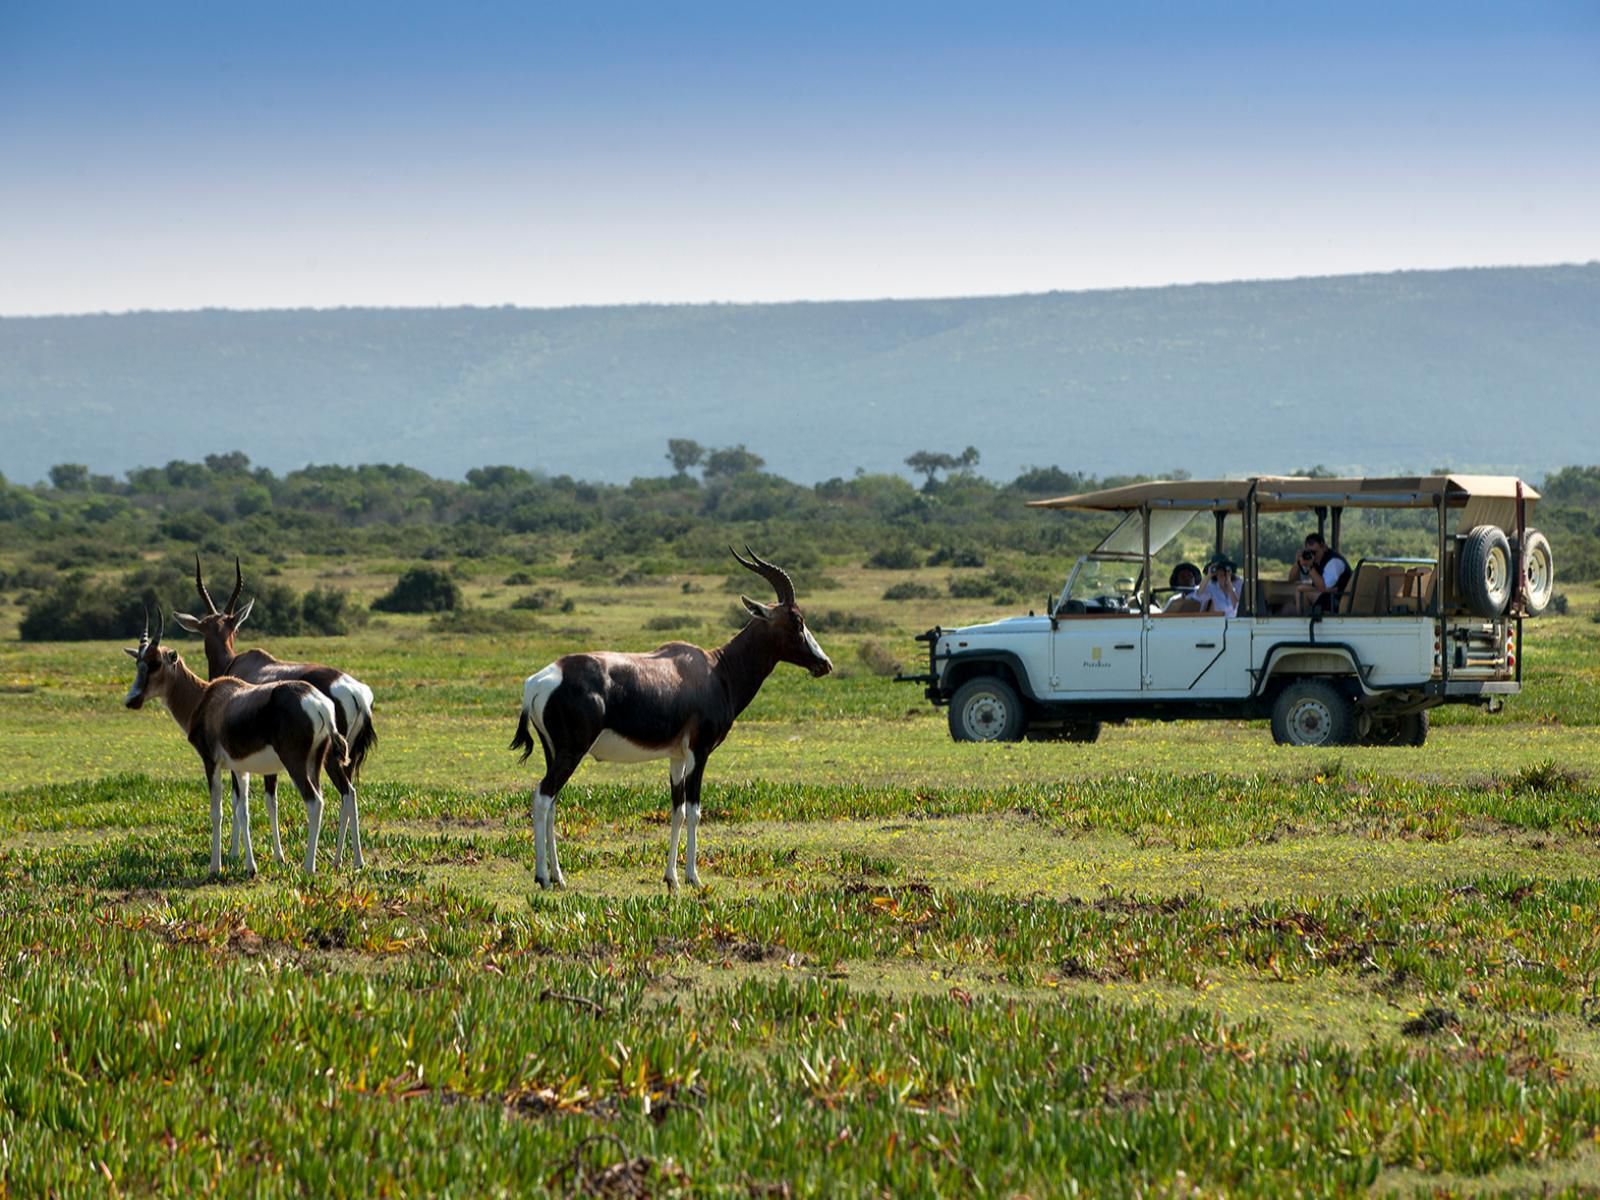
(899, 475), (1555, 747)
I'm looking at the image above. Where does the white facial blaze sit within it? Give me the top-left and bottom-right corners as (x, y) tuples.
(802, 625), (831, 668)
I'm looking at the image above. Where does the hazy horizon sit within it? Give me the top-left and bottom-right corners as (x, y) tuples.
(3, 2), (1596, 316)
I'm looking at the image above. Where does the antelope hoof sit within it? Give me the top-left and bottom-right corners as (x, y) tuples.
(685, 872), (702, 888)
(535, 874), (551, 890)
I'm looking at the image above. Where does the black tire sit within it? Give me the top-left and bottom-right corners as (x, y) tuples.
(1457, 525), (1513, 618)
(1363, 711), (1428, 747)
(1513, 528), (1555, 616)
(949, 676), (1026, 743)
(1026, 720), (1102, 744)
(1270, 679), (1357, 747)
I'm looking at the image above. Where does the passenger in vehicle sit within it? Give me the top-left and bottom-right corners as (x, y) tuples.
(1292, 533), (1350, 613)
(1194, 557), (1240, 617)
(1161, 562), (1204, 612)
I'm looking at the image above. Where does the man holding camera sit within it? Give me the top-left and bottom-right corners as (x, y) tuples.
(1291, 532), (1350, 613)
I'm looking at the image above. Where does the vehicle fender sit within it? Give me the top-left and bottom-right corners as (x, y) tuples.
(940, 650), (1045, 702)
(1253, 642), (1364, 698)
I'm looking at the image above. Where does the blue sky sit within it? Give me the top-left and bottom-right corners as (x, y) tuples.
(1, 1), (1596, 314)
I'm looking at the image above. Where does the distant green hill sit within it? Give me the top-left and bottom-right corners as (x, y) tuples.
(2, 264), (1595, 484)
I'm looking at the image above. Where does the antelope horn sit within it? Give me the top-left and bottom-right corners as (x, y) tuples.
(138, 607), (151, 653)
(195, 554), (218, 614)
(225, 557), (244, 615)
(152, 606), (165, 648)
(731, 544), (795, 607)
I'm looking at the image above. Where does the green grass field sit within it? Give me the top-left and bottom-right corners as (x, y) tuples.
(3, 564), (1600, 1196)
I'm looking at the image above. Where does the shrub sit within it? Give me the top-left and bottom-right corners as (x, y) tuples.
(644, 614), (701, 632)
(372, 566), (461, 613)
(927, 545), (985, 568)
(856, 639), (902, 677)
(948, 575), (994, 599)
(429, 608), (543, 634)
(1549, 592), (1569, 615)
(510, 588), (563, 612)
(883, 581), (939, 601)
(808, 610), (891, 634)
(865, 545), (922, 570)
(301, 586), (360, 636)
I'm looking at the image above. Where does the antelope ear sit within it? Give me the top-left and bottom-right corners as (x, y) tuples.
(124, 647), (140, 658)
(740, 595), (775, 621)
(172, 611), (204, 633)
(164, 649), (178, 665)
(233, 597), (255, 627)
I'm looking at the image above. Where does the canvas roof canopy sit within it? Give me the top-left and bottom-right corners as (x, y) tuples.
(1028, 475), (1539, 515)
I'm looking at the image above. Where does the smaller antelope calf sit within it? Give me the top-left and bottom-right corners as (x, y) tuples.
(123, 610), (351, 876)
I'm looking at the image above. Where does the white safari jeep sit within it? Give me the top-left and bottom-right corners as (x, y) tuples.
(900, 475), (1555, 747)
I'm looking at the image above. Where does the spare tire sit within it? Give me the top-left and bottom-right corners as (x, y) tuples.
(1514, 528), (1555, 616)
(1457, 525), (1512, 618)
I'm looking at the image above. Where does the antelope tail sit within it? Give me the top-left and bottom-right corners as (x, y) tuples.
(510, 707), (536, 763)
(328, 729), (352, 768)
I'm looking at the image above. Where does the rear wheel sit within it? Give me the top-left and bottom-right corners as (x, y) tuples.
(1362, 711), (1428, 747)
(1026, 720), (1102, 744)
(949, 676), (1026, 743)
(1458, 525), (1513, 617)
(1271, 680), (1357, 747)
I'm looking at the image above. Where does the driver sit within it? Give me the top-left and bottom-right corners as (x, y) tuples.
(1195, 556), (1240, 617)
(1161, 562), (1204, 612)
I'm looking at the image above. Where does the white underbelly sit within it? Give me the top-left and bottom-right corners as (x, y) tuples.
(225, 748), (291, 775)
(589, 730), (673, 764)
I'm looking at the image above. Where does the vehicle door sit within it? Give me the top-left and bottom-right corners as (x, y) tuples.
(1050, 559), (1145, 694)
(1144, 612), (1228, 693)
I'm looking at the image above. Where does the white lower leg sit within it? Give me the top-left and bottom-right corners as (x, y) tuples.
(684, 801), (701, 886)
(235, 776), (257, 875)
(544, 798), (564, 886)
(331, 793), (347, 870)
(664, 804), (684, 889)
(265, 782), (285, 864)
(345, 790), (364, 870)
(303, 791), (324, 874)
(209, 774), (224, 875)
(532, 790), (551, 887)
(228, 774), (241, 862)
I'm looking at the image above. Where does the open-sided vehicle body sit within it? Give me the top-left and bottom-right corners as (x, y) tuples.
(900, 475), (1553, 746)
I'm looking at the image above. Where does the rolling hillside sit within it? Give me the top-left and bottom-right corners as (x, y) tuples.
(2, 264), (1596, 483)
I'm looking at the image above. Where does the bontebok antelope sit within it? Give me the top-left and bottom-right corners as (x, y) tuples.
(511, 547), (833, 890)
(175, 557), (374, 869)
(123, 610), (351, 876)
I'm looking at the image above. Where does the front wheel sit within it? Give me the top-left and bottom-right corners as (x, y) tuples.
(1270, 679), (1357, 747)
(949, 676), (1026, 742)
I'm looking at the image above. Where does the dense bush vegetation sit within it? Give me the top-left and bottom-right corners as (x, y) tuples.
(4, 451), (1600, 617)
(16, 556), (358, 642)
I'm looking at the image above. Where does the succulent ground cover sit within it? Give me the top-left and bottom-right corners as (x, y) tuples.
(2, 571), (1599, 1195)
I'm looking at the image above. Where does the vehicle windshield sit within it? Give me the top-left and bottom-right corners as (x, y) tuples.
(1058, 558), (1141, 615)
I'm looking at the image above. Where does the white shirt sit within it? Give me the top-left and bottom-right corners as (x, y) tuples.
(1323, 558), (1348, 589)
(1194, 576), (1239, 618)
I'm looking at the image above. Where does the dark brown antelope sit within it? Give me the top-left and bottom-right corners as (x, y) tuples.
(175, 557), (374, 869)
(123, 610), (351, 876)
(510, 547), (832, 890)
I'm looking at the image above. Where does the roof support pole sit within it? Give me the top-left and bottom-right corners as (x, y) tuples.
(1141, 502), (1152, 614)
(1213, 510), (1227, 557)
(1331, 507), (1343, 553)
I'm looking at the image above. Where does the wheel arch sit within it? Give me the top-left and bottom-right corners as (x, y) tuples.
(1254, 645), (1363, 700)
(940, 652), (1041, 705)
